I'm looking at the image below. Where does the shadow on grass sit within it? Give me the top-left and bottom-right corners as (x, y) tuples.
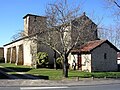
(0, 67), (49, 80)
(0, 68), (10, 72)
(0, 72), (9, 79)
(10, 74), (49, 80)
(0, 67), (32, 72)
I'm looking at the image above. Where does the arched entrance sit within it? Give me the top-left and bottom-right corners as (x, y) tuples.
(11, 46), (16, 63)
(7, 48), (11, 63)
(18, 44), (24, 65)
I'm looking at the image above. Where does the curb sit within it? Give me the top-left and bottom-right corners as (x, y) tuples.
(0, 79), (120, 87)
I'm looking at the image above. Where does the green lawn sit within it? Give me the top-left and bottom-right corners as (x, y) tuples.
(1, 63), (120, 80)
(0, 63), (31, 68)
(26, 68), (63, 80)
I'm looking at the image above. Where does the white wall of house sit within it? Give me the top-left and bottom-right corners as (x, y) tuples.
(118, 59), (120, 64)
(68, 53), (78, 69)
(117, 56), (120, 64)
(23, 39), (33, 66)
(91, 43), (118, 72)
(81, 54), (91, 72)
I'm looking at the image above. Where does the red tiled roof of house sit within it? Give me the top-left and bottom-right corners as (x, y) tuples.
(80, 40), (106, 52)
(71, 40), (119, 53)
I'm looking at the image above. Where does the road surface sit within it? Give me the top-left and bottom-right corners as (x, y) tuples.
(0, 83), (120, 90)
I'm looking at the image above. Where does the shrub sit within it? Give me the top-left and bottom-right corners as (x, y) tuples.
(36, 52), (48, 68)
(56, 57), (63, 69)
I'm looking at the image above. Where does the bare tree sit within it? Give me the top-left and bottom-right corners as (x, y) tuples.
(11, 30), (25, 41)
(100, 0), (120, 49)
(37, 0), (97, 77)
(98, 24), (120, 49)
(105, 0), (120, 19)
(40, 0), (82, 77)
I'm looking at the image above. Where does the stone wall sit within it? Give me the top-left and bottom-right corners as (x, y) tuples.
(0, 47), (4, 62)
(91, 43), (118, 72)
(23, 14), (47, 36)
(71, 14), (98, 48)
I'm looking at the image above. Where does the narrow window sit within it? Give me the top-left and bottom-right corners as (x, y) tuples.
(104, 53), (107, 59)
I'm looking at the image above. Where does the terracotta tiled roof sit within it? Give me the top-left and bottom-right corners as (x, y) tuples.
(80, 40), (106, 52)
(71, 40), (119, 53)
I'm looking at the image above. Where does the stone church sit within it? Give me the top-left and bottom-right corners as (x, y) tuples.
(4, 13), (99, 68)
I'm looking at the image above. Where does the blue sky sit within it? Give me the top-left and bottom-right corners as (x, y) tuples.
(0, 0), (114, 47)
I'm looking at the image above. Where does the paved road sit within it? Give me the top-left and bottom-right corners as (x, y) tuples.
(0, 84), (120, 90)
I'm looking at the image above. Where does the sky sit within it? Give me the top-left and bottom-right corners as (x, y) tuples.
(0, 0), (114, 47)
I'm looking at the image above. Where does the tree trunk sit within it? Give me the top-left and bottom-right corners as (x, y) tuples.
(63, 53), (68, 78)
(54, 50), (57, 69)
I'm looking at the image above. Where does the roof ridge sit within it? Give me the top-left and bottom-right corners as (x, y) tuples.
(80, 40), (108, 52)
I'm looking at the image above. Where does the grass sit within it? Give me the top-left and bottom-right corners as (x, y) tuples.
(26, 68), (63, 80)
(69, 70), (120, 78)
(1, 63), (120, 80)
(0, 63), (31, 68)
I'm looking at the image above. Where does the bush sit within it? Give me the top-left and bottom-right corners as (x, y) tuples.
(36, 52), (48, 68)
(56, 57), (63, 69)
